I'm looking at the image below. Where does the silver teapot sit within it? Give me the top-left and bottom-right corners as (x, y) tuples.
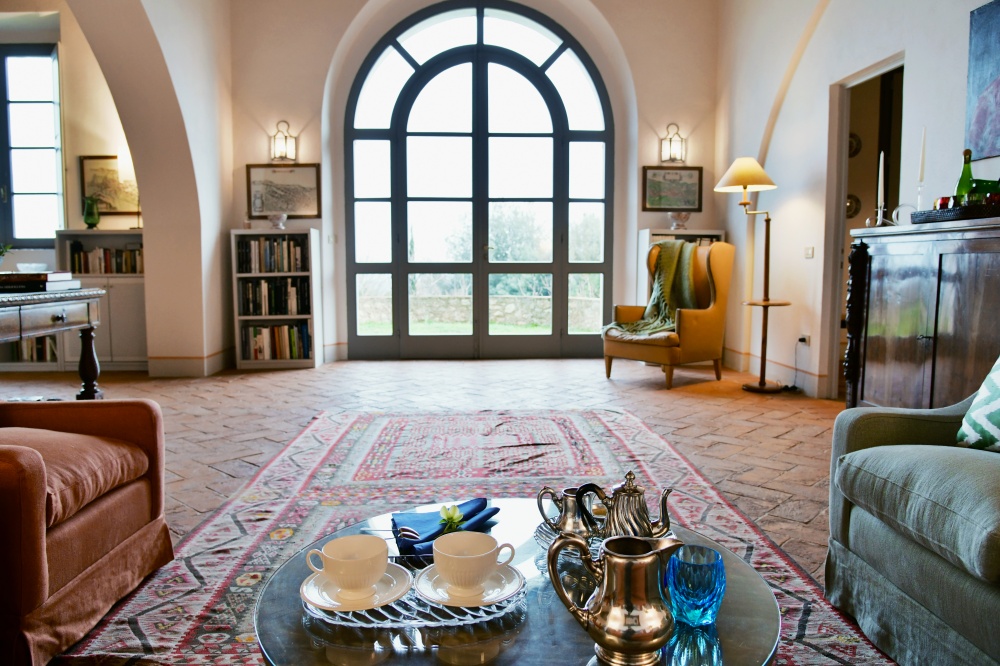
(548, 532), (684, 666)
(576, 471), (673, 539)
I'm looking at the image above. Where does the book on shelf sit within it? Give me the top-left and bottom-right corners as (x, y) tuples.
(236, 235), (308, 274)
(0, 279), (82, 293)
(68, 241), (144, 274)
(0, 271), (73, 282)
(240, 322), (312, 361)
(238, 276), (311, 317)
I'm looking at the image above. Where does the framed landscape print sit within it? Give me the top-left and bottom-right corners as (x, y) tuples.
(642, 166), (703, 212)
(966, 0), (1000, 159)
(80, 155), (140, 215)
(246, 163), (321, 219)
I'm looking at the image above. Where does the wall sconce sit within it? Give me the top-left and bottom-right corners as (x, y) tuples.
(270, 120), (297, 162)
(660, 123), (686, 163)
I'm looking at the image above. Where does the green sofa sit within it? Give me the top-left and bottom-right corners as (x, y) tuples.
(826, 396), (1000, 665)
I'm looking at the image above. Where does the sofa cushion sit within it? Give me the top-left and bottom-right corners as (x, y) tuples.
(957, 354), (1000, 452)
(835, 444), (1000, 583)
(0, 427), (148, 528)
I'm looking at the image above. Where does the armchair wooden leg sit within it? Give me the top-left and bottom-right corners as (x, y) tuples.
(663, 366), (674, 390)
(604, 356), (613, 378)
(713, 358), (722, 381)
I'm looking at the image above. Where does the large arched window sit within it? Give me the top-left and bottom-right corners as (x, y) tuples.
(346, 1), (612, 359)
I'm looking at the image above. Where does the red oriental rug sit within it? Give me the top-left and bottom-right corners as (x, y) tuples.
(58, 409), (891, 665)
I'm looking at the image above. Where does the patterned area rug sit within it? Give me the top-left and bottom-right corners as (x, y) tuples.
(59, 409), (891, 665)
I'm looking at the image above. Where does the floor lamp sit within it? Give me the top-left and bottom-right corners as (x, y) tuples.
(715, 157), (789, 394)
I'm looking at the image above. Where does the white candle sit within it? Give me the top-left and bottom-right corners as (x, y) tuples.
(877, 151), (885, 209)
(918, 127), (926, 183)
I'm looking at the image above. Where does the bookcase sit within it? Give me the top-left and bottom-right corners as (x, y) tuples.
(55, 229), (147, 371)
(231, 229), (323, 369)
(636, 228), (726, 301)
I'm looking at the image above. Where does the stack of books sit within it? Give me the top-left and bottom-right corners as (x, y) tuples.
(0, 271), (82, 293)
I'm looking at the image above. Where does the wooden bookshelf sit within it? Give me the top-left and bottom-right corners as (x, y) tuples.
(231, 229), (323, 369)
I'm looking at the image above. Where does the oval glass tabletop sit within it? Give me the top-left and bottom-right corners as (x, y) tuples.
(254, 498), (780, 665)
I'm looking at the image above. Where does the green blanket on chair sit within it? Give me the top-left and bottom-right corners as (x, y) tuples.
(604, 240), (697, 337)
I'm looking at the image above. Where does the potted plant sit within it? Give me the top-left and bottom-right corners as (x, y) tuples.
(0, 243), (12, 268)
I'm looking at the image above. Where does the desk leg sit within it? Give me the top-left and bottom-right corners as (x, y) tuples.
(76, 326), (104, 400)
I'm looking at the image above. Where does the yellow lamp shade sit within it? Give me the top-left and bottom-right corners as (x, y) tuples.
(714, 157), (776, 192)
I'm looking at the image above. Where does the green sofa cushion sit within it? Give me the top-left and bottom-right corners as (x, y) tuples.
(835, 444), (1000, 583)
(957, 355), (1000, 452)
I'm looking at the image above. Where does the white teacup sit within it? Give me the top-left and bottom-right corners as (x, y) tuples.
(433, 531), (515, 597)
(307, 534), (388, 600)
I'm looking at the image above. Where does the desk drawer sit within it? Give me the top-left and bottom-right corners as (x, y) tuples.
(21, 302), (93, 336)
(0, 308), (18, 342)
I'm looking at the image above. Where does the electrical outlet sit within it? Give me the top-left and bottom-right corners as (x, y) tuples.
(798, 334), (811, 346)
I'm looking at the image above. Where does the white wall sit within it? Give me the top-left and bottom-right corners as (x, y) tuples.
(717, 0), (1000, 396)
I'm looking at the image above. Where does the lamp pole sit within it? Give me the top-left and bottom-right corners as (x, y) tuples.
(741, 200), (788, 393)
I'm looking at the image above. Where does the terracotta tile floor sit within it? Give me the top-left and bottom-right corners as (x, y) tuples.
(3, 358), (845, 587)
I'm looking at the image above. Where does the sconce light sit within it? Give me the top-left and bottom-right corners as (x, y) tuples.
(660, 123), (686, 163)
(270, 120), (297, 162)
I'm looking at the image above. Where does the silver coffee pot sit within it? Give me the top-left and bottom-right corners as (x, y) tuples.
(576, 471), (673, 539)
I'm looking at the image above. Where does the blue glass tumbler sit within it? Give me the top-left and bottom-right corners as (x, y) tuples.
(666, 545), (726, 626)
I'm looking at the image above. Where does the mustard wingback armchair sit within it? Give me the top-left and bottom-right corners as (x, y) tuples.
(603, 241), (735, 389)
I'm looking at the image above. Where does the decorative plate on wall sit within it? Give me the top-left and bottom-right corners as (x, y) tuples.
(848, 133), (862, 158)
(846, 194), (861, 218)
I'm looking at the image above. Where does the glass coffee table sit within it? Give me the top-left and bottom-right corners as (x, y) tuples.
(255, 498), (779, 665)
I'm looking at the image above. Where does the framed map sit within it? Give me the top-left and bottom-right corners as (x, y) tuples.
(642, 166), (703, 212)
(246, 163), (321, 219)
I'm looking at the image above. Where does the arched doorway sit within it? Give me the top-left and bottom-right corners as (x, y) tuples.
(344, 1), (614, 359)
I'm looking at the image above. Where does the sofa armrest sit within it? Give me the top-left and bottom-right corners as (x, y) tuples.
(613, 305), (645, 323)
(829, 396), (973, 546)
(0, 400), (166, 519)
(0, 445), (49, 617)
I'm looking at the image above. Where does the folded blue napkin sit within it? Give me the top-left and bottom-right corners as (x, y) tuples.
(392, 498), (500, 556)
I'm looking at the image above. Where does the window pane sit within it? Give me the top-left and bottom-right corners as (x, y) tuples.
(408, 273), (472, 335)
(484, 9), (561, 66)
(13, 194), (59, 239)
(354, 202), (391, 263)
(488, 202), (552, 262)
(568, 273), (604, 334)
(547, 49), (604, 130)
(9, 103), (55, 147)
(569, 203), (604, 263)
(408, 201), (472, 263)
(398, 9), (477, 65)
(353, 140), (391, 198)
(489, 137), (552, 198)
(11, 149), (57, 193)
(407, 136), (471, 197)
(354, 47), (414, 129)
(569, 142), (605, 198)
(356, 273), (393, 336)
(407, 64), (471, 133)
(488, 273), (551, 335)
(488, 64), (552, 134)
(7, 57), (54, 101)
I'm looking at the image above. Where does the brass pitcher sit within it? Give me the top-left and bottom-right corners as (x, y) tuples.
(537, 485), (601, 539)
(576, 471), (673, 539)
(548, 532), (684, 666)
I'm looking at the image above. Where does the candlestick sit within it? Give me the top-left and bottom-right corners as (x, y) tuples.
(918, 127), (926, 183)
(877, 151), (885, 209)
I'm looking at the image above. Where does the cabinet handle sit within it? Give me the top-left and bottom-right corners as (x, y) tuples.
(51, 312), (67, 323)
(916, 334), (933, 340)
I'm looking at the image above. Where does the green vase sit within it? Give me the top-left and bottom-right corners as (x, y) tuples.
(83, 198), (100, 229)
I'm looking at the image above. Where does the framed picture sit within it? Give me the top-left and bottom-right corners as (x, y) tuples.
(966, 0), (1000, 160)
(642, 166), (703, 212)
(246, 163), (321, 219)
(79, 155), (140, 215)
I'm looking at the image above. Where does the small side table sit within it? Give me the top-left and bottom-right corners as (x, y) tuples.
(742, 299), (791, 393)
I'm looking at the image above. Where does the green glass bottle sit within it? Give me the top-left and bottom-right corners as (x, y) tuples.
(954, 148), (973, 200)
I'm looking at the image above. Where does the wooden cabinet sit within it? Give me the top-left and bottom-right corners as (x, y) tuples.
(55, 230), (147, 371)
(845, 217), (1000, 408)
(231, 229), (323, 369)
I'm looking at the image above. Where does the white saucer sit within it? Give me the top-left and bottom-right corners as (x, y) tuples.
(413, 564), (525, 607)
(300, 562), (412, 612)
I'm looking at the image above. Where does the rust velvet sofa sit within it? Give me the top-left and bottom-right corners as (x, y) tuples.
(0, 399), (174, 665)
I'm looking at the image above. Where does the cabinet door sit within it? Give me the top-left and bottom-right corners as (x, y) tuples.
(860, 251), (936, 408)
(62, 277), (112, 363)
(932, 250), (1000, 407)
(107, 276), (147, 361)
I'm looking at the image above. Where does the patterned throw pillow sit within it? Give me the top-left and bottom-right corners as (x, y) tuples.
(957, 355), (1000, 452)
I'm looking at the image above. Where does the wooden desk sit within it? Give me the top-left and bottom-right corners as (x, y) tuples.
(0, 288), (106, 399)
